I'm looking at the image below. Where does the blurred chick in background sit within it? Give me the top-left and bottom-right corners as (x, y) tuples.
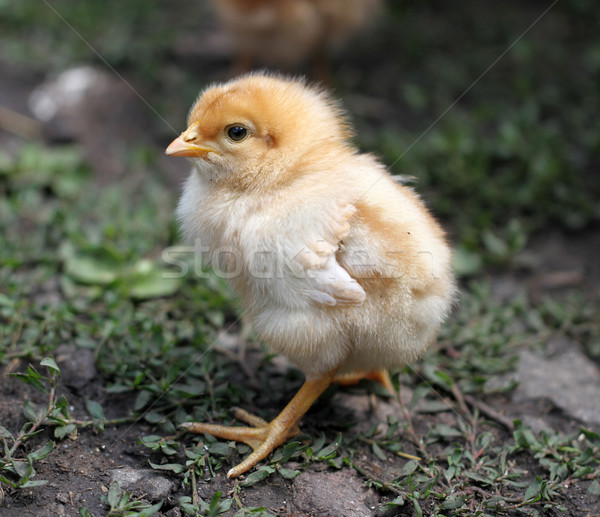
(166, 73), (455, 478)
(212, 0), (382, 78)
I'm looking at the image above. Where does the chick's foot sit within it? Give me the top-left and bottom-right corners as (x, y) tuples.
(181, 371), (337, 478)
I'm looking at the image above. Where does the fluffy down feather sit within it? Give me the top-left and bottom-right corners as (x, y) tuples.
(167, 73), (455, 478)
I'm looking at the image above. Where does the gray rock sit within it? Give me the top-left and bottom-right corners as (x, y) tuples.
(28, 66), (150, 182)
(144, 475), (174, 501)
(55, 492), (70, 505)
(513, 348), (600, 426)
(110, 468), (174, 501)
(56, 345), (97, 391)
(111, 467), (144, 488)
(292, 469), (376, 517)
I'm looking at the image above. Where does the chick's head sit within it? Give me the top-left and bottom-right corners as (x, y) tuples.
(166, 74), (352, 190)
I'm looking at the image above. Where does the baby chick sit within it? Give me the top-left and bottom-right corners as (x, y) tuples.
(166, 73), (455, 478)
(212, 0), (382, 75)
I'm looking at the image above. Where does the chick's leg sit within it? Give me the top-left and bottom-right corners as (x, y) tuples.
(181, 369), (337, 479)
(334, 369), (396, 395)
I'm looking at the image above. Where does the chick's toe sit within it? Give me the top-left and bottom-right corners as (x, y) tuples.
(181, 370), (336, 478)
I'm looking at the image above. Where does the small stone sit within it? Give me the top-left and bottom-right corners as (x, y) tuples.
(144, 475), (174, 500)
(55, 345), (97, 391)
(55, 492), (70, 504)
(110, 468), (174, 502)
(513, 347), (600, 426)
(110, 468), (143, 489)
(291, 469), (376, 517)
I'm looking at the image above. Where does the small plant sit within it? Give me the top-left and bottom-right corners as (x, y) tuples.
(0, 357), (129, 492)
(0, 357), (63, 489)
(79, 480), (162, 517)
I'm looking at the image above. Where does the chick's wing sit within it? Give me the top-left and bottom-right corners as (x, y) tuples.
(289, 202), (365, 307)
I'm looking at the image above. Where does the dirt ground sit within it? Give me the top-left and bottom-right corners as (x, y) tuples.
(1, 325), (599, 516)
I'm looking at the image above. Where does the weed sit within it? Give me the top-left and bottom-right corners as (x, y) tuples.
(79, 480), (162, 517)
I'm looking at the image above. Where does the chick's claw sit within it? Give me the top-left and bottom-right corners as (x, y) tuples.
(181, 373), (335, 478)
(181, 416), (300, 479)
(231, 407), (268, 428)
(181, 417), (298, 461)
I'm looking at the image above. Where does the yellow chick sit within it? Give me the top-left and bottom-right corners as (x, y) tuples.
(165, 73), (455, 478)
(212, 0), (382, 74)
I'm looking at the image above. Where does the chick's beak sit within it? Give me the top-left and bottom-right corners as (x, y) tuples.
(165, 128), (220, 158)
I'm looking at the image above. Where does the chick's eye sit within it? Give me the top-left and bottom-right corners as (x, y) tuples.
(227, 125), (248, 142)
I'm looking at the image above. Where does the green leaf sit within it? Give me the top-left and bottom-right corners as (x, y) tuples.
(0, 474), (18, 488)
(23, 400), (41, 422)
(465, 471), (494, 486)
(55, 424), (77, 439)
(371, 441), (387, 460)
(0, 426), (13, 439)
(28, 441), (55, 461)
(277, 441), (301, 464)
(307, 434), (326, 458)
(140, 435), (162, 445)
(409, 494), (423, 517)
(64, 253), (120, 285)
(40, 357), (60, 374)
(278, 468), (301, 480)
(433, 371), (454, 389)
(588, 479), (600, 496)
(12, 366), (47, 394)
(513, 420), (537, 449)
(160, 444), (178, 456)
(240, 466), (276, 487)
(396, 459), (419, 479)
(431, 423), (462, 438)
(144, 411), (164, 424)
(128, 263), (181, 299)
(178, 496), (197, 515)
(315, 433), (342, 459)
(21, 479), (48, 488)
(148, 461), (185, 474)
(107, 480), (122, 508)
(134, 390), (152, 411)
(85, 398), (105, 420)
(136, 501), (163, 517)
(440, 494), (466, 510)
(13, 459), (32, 479)
(384, 495), (405, 510)
(206, 442), (232, 457)
(523, 476), (543, 502)
(206, 491), (232, 517)
(79, 508), (93, 517)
